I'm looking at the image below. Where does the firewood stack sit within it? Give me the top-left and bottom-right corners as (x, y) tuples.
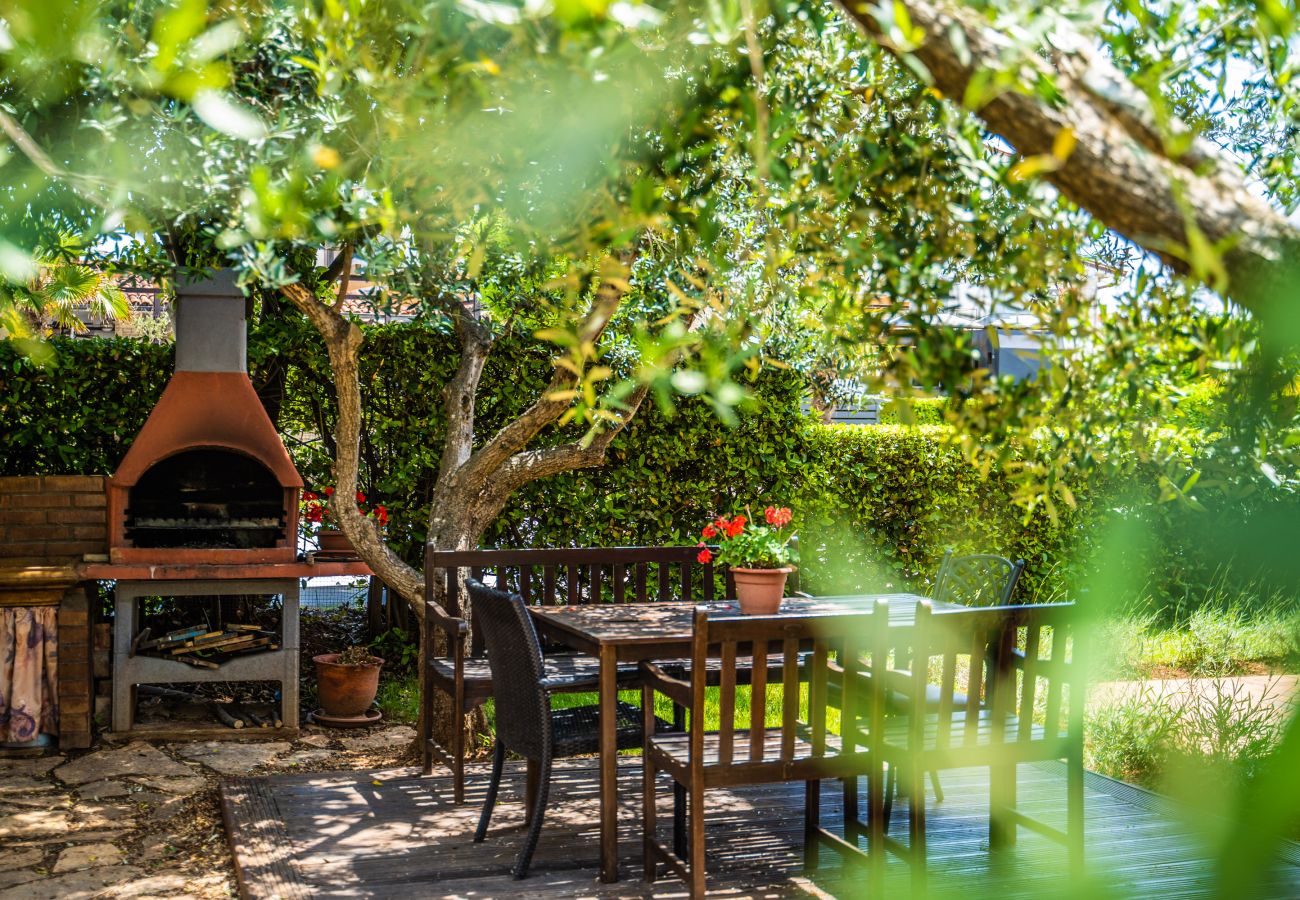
(132, 623), (280, 669)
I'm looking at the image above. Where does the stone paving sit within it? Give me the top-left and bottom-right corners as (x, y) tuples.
(0, 725), (417, 899)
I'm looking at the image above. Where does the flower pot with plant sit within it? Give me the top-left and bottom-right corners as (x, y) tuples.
(696, 505), (798, 615)
(313, 645), (385, 719)
(302, 487), (389, 554)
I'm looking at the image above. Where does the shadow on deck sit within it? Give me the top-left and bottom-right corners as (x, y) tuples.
(219, 758), (1300, 898)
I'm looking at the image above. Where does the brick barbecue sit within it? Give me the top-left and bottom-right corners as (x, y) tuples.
(1, 270), (371, 747)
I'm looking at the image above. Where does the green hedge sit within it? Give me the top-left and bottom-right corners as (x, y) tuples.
(4, 324), (1269, 608)
(876, 397), (948, 426)
(0, 339), (171, 474)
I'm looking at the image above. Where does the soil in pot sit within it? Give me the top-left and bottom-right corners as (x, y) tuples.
(313, 652), (384, 717)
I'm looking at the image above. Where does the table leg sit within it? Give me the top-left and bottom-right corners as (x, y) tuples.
(599, 643), (619, 883)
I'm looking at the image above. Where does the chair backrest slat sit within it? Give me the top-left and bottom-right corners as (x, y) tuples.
(1043, 623), (1065, 736)
(542, 565), (557, 606)
(718, 640), (737, 766)
(964, 623), (986, 746)
(936, 646), (958, 751)
(749, 640), (768, 762)
(810, 639), (829, 756)
(781, 637), (798, 760)
(1018, 623), (1041, 740)
(591, 564), (603, 606)
(635, 563), (648, 602)
(613, 563), (626, 603)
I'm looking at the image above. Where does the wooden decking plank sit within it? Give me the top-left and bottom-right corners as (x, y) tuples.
(221, 759), (1300, 899)
(220, 776), (311, 900)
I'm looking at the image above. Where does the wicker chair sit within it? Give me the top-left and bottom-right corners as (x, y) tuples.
(467, 577), (665, 879)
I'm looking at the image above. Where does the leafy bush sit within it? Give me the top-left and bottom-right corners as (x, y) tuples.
(1087, 680), (1289, 791)
(876, 397), (948, 426)
(7, 323), (1294, 613)
(1086, 689), (1180, 785)
(0, 338), (170, 473)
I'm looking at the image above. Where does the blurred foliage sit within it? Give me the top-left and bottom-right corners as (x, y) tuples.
(2, 0), (1300, 891)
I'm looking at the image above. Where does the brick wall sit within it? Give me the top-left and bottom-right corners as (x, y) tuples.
(58, 586), (94, 749)
(0, 475), (108, 563)
(0, 476), (105, 749)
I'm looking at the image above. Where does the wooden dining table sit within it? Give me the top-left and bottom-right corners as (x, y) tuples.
(529, 592), (956, 883)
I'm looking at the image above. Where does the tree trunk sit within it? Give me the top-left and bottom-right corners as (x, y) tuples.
(834, 0), (1300, 307)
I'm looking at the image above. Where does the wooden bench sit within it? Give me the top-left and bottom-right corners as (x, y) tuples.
(421, 546), (735, 804)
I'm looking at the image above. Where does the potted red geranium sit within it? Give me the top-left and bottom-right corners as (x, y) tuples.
(302, 487), (388, 553)
(696, 505), (798, 614)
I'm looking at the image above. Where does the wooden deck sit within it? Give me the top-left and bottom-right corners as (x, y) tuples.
(220, 759), (1300, 898)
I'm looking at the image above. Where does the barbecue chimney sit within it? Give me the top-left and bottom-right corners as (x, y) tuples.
(106, 270), (303, 564)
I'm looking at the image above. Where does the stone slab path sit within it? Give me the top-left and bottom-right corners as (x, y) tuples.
(0, 725), (417, 899)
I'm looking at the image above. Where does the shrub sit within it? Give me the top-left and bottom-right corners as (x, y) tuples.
(1087, 680), (1289, 791)
(1086, 688), (1180, 786)
(876, 397), (948, 426)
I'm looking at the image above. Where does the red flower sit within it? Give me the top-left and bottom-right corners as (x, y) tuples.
(323, 487), (335, 497)
(765, 506), (792, 527)
(726, 515), (746, 538)
(697, 548), (713, 564)
(356, 491), (366, 503)
(303, 491), (318, 501)
(702, 524), (717, 539)
(375, 505), (388, 526)
(305, 505), (324, 523)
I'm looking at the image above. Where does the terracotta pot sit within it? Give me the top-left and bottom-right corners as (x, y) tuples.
(317, 528), (355, 554)
(731, 567), (793, 615)
(313, 653), (385, 717)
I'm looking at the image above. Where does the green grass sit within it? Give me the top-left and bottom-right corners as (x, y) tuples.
(487, 682), (838, 737)
(1093, 581), (1300, 679)
(375, 670), (421, 725)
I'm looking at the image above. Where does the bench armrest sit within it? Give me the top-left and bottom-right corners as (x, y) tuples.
(639, 661), (693, 709)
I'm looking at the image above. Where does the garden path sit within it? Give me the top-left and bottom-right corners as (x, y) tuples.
(1090, 675), (1299, 712)
(0, 724), (417, 899)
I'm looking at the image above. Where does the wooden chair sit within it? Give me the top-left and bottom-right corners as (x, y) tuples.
(422, 546), (719, 803)
(856, 601), (1084, 894)
(880, 550), (1027, 820)
(421, 545), (806, 804)
(640, 601), (889, 898)
(466, 578), (668, 878)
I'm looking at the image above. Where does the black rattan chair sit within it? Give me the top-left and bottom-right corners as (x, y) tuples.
(467, 577), (660, 879)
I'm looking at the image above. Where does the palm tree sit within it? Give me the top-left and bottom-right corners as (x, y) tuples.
(2, 234), (130, 338)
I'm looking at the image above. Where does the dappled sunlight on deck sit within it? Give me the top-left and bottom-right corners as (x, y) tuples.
(220, 758), (1300, 898)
